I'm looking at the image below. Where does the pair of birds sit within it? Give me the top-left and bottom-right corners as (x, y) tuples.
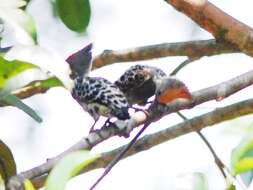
(66, 44), (191, 132)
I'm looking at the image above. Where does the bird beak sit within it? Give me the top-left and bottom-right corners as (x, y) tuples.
(157, 86), (192, 104)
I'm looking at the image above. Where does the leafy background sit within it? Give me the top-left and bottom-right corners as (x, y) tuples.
(1, 0), (253, 189)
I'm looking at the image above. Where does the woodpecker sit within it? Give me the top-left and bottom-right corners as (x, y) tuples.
(89, 77), (192, 190)
(66, 44), (130, 132)
(72, 76), (130, 132)
(155, 77), (192, 104)
(115, 64), (167, 106)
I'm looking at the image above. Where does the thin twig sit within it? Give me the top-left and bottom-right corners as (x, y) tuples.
(171, 57), (226, 179)
(89, 122), (151, 190)
(176, 112), (227, 178)
(170, 58), (199, 76)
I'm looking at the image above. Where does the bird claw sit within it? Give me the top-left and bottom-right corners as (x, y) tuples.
(131, 106), (149, 114)
(117, 128), (130, 138)
(100, 119), (112, 129)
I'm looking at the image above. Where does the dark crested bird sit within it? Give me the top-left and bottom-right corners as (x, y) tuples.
(115, 64), (167, 106)
(66, 44), (130, 132)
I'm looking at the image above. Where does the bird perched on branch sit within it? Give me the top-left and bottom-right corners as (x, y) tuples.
(155, 77), (192, 104)
(115, 64), (167, 106)
(66, 44), (130, 132)
(89, 76), (192, 190)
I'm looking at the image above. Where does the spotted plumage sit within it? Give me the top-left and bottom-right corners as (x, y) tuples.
(66, 44), (130, 132)
(72, 76), (130, 131)
(115, 64), (167, 105)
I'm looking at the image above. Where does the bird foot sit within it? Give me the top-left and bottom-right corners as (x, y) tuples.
(130, 106), (149, 118)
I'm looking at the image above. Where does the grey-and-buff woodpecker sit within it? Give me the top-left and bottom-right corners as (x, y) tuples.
(66, 44), (130, 132)
(115, 64), (167, 106)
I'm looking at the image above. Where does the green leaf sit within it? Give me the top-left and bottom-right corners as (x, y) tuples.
(226, 183), (236, 190)
(56, 0), (91, 32)
(38, 77), (63, 88)
(233, 157), (253, 175)
(21, 0), (33, 10)
(231, 130), (253, 175)
(240, 169), (253, 187)
(23, 77), (64, 91)
(19, 12), (37, 43)
(45, 151), (100, 190)
(0, 140), (17, 184)
(175, 172), (208, 190)
(192, 172), (208, 190)
(5, 45), (73, 90)
(0, 56), (36, 89)
(0, 91), (42, 123)
(11, 77), (64, 99)
(23, 179), (36, 190)
(0, 175), (4, 190)
(0, 0), (37, 44)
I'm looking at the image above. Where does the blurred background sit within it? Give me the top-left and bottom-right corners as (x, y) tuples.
(1, 0), (253, 189)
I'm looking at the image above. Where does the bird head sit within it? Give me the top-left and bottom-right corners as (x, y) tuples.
(155, 77), (192, 104)
(66, 43), (93, 79)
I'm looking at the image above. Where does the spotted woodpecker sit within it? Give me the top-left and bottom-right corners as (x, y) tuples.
(89, 76), (192, 190)
(66, 44), (130, 132)
(115, 64), (167, 106)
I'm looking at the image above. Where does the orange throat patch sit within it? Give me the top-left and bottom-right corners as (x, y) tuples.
(157, 87), (192, 104)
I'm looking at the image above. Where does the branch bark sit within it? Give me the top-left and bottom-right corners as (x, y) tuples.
(165, 0), (253, 56)
(83, 98), (253, 173)
(7, 69), (253, 189)
(92, 39), (239, 69)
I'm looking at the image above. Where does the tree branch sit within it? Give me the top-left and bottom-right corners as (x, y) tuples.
(6, 69), (253, 189)
(0, 77), (63, 107)
(92, 39), (239, 69)
(30, 98), (253, 188)
(84, 98), (253, 172)
(165, 0), (253, 56)
(1, 39), (239, 102)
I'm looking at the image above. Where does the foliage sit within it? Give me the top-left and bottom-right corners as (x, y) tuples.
(0, 0), (93, 187)
(23, 179), (36, 190)
(55, 0), (91, 32)
(45, 151), (100, 190)
(0, 140), (16, 184)
(231, 129), (253, 186)
(0, 90), (42, 122)
(0, 56), (36, 89)
(0, 0), (37, 44)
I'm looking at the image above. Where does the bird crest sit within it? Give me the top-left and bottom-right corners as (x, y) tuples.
(66, 43), (93, 79)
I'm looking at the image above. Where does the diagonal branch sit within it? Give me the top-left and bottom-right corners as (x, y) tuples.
(84, 98), (253, 173)
(165, 0), (253, 56)
(6, 69), (253, 190)
(92, 39), (239, 69)
(30, 99), (253, 188)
